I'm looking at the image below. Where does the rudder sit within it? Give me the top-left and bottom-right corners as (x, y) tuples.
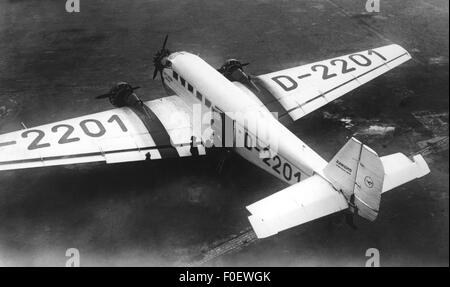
(323, 137), (384, 221)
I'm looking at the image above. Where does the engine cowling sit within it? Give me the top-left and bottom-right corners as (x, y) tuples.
(103, 82), (142, 108)
(218, 59), (259, 92)
(218, 59), (249, 81)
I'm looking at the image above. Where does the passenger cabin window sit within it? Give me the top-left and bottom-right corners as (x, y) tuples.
(205, 98), (211, 108)
(180, 77), (186, 86)
(173, 71), (179, 80)
(188, 83), (194, 93)
(196, 91), (202, 101)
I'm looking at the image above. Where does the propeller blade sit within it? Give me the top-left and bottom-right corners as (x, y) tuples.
(96, 93), (112, 99)
(152, 67), (159, 80)
(162, 34), (169, 50)
(160, 70), (165, 84)
(241, 62), (250, 67)
(131, 86), (141, 91)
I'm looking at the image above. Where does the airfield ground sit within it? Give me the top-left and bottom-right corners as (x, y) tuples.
(0, 0), (448, 266)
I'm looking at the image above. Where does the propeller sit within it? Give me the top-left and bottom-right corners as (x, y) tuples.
(218, 59), (250, 74)
(95, 82), (141, 107)
(152, 34), (171, 82)
(95, 83), (140, 100)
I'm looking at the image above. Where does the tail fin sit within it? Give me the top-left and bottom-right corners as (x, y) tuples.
(323, 137), (431, 221)
(323, 138), (362, 199)
(323, 137), (384, 221)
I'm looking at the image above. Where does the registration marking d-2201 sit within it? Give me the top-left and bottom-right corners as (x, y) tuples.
(270, 50), (387, 92)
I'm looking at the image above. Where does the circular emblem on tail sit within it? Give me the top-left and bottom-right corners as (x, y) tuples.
(364, 176), (374, 188)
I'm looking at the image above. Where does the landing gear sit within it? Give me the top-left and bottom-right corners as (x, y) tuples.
(216, 149), (232, 174)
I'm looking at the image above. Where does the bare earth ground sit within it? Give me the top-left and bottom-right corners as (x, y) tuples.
(0, 0), (448, 266)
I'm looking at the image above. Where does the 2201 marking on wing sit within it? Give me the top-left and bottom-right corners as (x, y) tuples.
(21, 114), (127, 150)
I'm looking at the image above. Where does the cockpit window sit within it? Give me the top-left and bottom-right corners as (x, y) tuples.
(173, 71), (179, 80)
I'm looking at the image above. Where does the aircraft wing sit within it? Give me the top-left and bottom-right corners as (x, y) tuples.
(0, 95), (205, 171)
(254, 44), (411, 123)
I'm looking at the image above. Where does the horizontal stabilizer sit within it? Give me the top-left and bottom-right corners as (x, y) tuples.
(381, 153), (430, 193)
(247, 175), (348, 238)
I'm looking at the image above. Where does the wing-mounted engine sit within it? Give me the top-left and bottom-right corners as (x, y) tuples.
(96, 82), (142, 108)
(218, 59), (258, 91)
(218, 59), (294, 125)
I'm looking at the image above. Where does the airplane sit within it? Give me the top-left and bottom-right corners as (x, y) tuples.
(0, 35), (430, 239)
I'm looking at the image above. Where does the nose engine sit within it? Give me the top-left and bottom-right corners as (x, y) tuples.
(96, 35), (173, 108)
(152, 34), (171, 82)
